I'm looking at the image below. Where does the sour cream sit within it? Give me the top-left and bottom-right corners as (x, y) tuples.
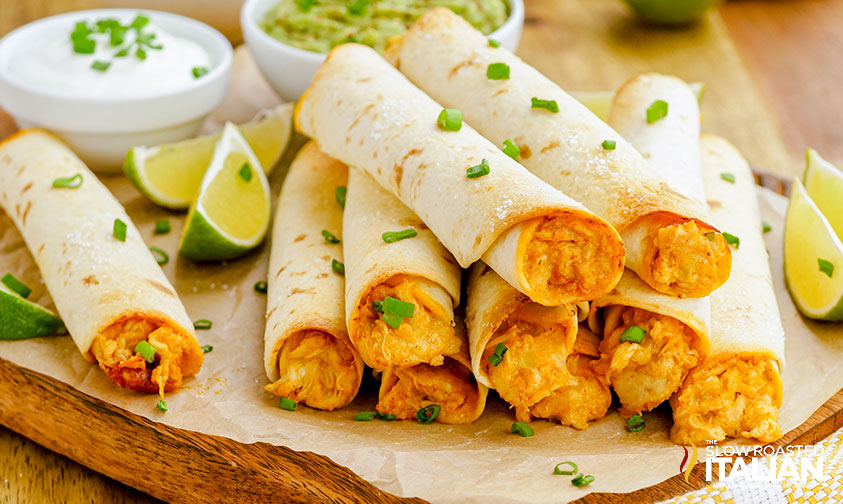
(8, 13), (211, 99)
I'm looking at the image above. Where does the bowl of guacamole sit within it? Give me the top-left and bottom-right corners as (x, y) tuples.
(241, 0), (523, 100)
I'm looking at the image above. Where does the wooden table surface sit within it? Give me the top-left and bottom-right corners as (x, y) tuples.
(2, 0), (842, 502)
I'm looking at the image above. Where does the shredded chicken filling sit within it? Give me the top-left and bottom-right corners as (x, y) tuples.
(265, 330), (359, 411)
(377, 358), (480, 424)
(354, 275), (460, 370)
(647, 220), (730, 296)
(597, 305), (700, 417)
(91, 318), (198, 397)
(670, 356), (781, 445)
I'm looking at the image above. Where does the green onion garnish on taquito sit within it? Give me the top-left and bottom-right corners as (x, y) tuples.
(384, 8), (729, 299)
(670, 135), (785, 445)
(0, 129), (202, 396)
(465, 263), (578, 411)
(343, 167), (463, 371)
(295, 43), (625, 307)
(263, 142), (364, 410)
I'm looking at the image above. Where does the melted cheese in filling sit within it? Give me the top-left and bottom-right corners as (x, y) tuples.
(597, 305), (700, 417)
(378, 358), (481, 424)
(91, 317), (201, 397)
(353, 275), (461, 371)
(670, 356), (782, 445)
(265, 330), (360, 411)
(480, 303), (576, 409)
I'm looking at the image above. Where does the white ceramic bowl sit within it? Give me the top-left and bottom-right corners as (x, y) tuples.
(0, 9), (233, 173)
(242, 0), (524, 102)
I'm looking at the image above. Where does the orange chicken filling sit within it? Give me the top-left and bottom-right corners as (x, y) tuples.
(597, 306), (700, 417)
(265, 330), (360, 411)
(480, 303), (576, 409)
(353, 275), (461, 371)
(670, 356), (782, 445)
(378, 358), (481, 424)
(91, 317), (202, 397)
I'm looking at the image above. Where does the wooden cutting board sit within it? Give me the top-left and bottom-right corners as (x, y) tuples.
(2, 1), (842, 503)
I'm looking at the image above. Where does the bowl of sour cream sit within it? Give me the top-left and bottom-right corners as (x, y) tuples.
(0, 9), (233, 173)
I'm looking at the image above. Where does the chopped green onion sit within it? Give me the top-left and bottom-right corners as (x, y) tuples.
(762, 221), (772, 233)
(355, 411), (378, 421)
(322, 229), (341, 244)
(381, 313), (404, 329)
(531, 97), (559, 113)
(619, 325), (646, 344)
(156, 399), (168, 412)
(602, 140), (616, 150)
(626, 414), (645, 432)
(382, 229), (418, 243)
(254, 281), (268, 293)
(502, 139), (520, 159)
(71, 21), (96, 54)
(437, 108), (463, 131)
(488, 38), (501, 48)
(135, 46), (147, 61)
(332, 259), (345, 275)
(335, 186), (347, 209)
(115, 46), (130, 58)
(382, 296), (415, 317)
(1, 273), (31, 299)
(571, 474), (595, 487)
(193, 319), (213, 330)
(377, 412), (397, 421)
(486, 62), (510, 80)
(819, 258), (835, 278)
(52, 173), (83, 189)
(488, 342), (508, 367)
(155, 219), (170, 234)
(722, 232), (740, 248)
(95, 19), (118, 33)
(201, 345), (213, 353)
(466, 158), (491, 178)
(91, 60), (111, 72)
(720, 172), (736, 183)
(112, 218), (127, 242)
(134, 340), (156, 362)
(130, 14), (150, 31)
(646, 100), (668, 123)
(278, 397), (297, 411)
(511, 421), (534, 437)
(149, 246), (168, 265)
(296, 0), (315, 11)
(372, 300), (384, 313)
(238, 162), (252, 182)
(554, 462), (578, 475)
(109, 25), (127, 46)
(704, 231), (716, 241)
(416, 404), (441, 424)
(192, 66), (209, 79)
(347, 0), (371, 15)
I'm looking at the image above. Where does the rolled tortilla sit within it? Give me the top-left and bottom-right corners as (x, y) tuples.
(296, 43), (625, 306)
(344, 167), (463, 371)
(465, 263), (578, 410)
(385, 8), (727, 299)
(378, 344), (488, 424)
(669, 135), (785, 445)
(263, 142), (364, 410)
(515, 324), (612, 430)
(0, 129), (202, 396)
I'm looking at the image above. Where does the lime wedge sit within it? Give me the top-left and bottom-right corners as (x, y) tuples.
(178, 122), (271, 261)
(0, 284), (65, 340)
(124, 103), (293, 210)
(573, 82), (704, 121)
(804, 148), (843, 241)
(784, 180), (843, 321)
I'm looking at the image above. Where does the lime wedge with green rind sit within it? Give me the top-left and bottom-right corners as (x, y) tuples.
(784, 180), (843, 321)
(573, 82), (704, 122)
(0, 284), (65, 340)
(178, 122), (271, 261)
(124, 103), (293, 210)
(805, 148), (843, 242)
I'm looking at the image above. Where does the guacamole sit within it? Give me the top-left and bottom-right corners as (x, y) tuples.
(259, 0), (509, 54)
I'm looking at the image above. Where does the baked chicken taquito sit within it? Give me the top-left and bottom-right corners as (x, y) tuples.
(296, 43), (625, 306)
(0, 130), (203, 396)
(670, 135), (785, 445)
(263, 142), (364, 410)
(344, 168), (463, 371)
(385, 8), (729, 298)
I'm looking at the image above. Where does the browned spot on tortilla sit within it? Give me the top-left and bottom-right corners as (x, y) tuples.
(275, 266), (286, 278)
(449, 59), (474, 78)
(16, 165), (25, 177)
(417, 162), (429, 171)
(147, 279), (176, 297)
(642, 152), (651, 159)
(707, 200), (722, 209)
(492, 88), (509, 97)
(359, 138), (364, 146)
(316, 273), (328, 279)
(349, 103), (376, 132)
(356, 77), (372, 83)
(336, 99), (343, 106)
(442, 252), (457, 267)
(1, 154), (10, 164)
(266, 306), (278, 319)
(376, 166), (382, 175)
(294, 234), (306, 242)
(321, 255), (331, 261)
(21, 182), (33, 194)
(394, 164), (404, 188)
(373, 151), (378, 159)
(480, 264), (492, 276)
(291, 271), (306, 276)
(520, 145), (532, 160)
(37, 243), (45, 255)
(474, 234), (482, 247)
(14, 203), (20, 219)
(82, 274), (99, 286)
(376, 93), (383, 100)
(559, 170), (570, 176)
(290, 288), (315, 295)
(541, 141), (560, 153)
(21, 201), (32, 225)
